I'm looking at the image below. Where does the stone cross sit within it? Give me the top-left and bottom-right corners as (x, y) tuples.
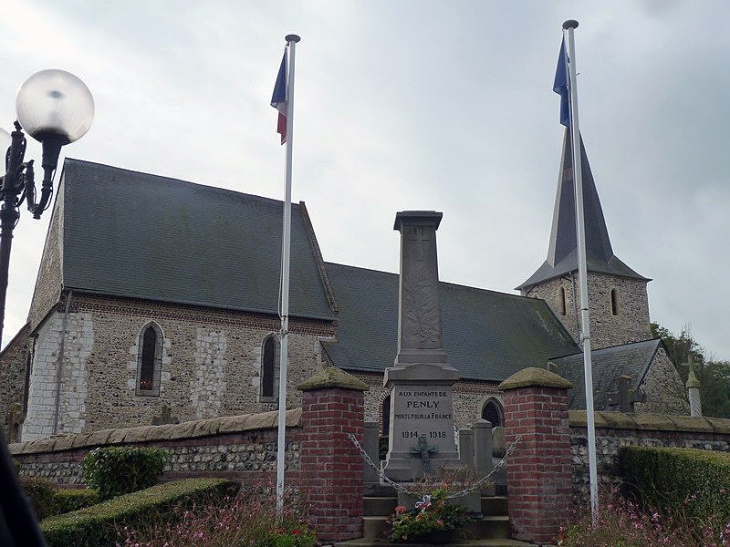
(408, 226), (431, 261)
(152, 404), (180, 426)
(410, 436), (438, 474)
(606, 375), (646, 413)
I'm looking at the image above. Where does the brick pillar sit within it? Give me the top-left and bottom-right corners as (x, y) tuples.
(499, 367), (572, 545)
(298, 367), (369, 542)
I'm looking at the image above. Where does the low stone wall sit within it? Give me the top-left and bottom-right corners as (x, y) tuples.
(10, 409), (302, 487)
(9, 366), (368, 543)
(569, 410), (730, 500)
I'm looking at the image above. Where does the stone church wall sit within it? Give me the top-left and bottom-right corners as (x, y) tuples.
(635, 347), (689, 415)
(22, 294), (335, 441)
(0, 324), (31, 442)
(525, 272), (651, 349)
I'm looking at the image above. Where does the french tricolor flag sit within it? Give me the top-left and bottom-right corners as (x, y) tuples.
(270, 51), (288, 144)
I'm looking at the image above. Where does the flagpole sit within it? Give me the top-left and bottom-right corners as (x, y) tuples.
(563, 19), (599, 521)
(276, 32), (300, 515)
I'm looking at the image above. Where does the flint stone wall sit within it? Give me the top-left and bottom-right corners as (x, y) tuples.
(22, 294), (335, 441)
(0, 324), (31, 441)
(524, 273), (651, 350)
(569, 410), (730, 500)
(10, 409), (302, 486)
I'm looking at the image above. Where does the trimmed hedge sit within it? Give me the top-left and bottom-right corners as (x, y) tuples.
(41, 478), (239, 547)
(82, 446), (169, 500)
(20, 476), (58, 520)
(53, 489), (99, 515)
(619, 446), (730, 527)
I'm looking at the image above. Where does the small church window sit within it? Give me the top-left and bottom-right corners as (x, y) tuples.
(136, 322), (163, 396)
(559, 287), (567, 316)
(611, 289), (619, 316)
(261, 335), (280, 402)
(481, 399), (504, 427)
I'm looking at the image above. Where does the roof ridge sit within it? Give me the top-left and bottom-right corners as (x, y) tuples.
(324, 261), (556, 303)
(63, 157), (290, 209)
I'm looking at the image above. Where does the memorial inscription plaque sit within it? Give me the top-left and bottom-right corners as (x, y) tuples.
(391, 386), (454, 452)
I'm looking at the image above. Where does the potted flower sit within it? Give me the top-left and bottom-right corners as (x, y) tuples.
(387, 488), (472, 544)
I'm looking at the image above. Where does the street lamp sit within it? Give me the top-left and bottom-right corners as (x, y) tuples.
(0, 69), (94, 345)
(0, 69), (93, 547)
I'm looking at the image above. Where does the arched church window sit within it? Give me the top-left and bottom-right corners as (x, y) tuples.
(136, 322), (163, 396)
(611, 289), (619, 316)
(260, 335), (280, 402)
(481, 398), (503, 427)
(559, 287), (567, 316)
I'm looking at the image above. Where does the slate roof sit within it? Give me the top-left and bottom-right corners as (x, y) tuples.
(57, 159), (335, 320)
(517, 129), (648, 290)
(321, 262), (579, 382)
(549, 338), (663, 409)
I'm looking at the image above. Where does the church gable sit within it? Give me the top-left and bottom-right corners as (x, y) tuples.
(551, 338), (688, 414)
(27, 173), (66, 331)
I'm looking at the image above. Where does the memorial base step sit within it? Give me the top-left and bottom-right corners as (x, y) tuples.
(334, 495), (532, 547)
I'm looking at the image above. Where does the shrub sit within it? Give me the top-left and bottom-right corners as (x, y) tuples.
(20, 476), (58, 520)
(619, 445), (730, 532)
(41, 478), (238, 547)
(82, 446), (169, 500)
(53, 488), (99, 515)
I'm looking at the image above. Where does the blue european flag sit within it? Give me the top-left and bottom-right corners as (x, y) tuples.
(554, 38), (569, 127)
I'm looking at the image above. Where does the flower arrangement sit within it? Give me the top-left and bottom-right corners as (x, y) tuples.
(387, 488), (472, 543)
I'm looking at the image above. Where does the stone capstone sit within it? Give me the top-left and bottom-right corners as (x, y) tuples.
(297, 367), (369, 392)
(499, 367), (572, 391)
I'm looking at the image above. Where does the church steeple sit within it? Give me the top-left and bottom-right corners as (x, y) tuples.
(517, 129), (648, 291)
(517, 129), (652, 350)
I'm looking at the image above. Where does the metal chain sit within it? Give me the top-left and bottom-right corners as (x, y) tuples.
(347, 433), (521, 500)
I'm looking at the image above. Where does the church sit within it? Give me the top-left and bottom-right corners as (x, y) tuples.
(0, 129), (688, 443)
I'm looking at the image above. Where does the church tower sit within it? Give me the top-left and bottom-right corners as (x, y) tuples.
(517, 130), (652, 349)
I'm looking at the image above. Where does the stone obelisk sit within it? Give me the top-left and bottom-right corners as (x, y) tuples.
(382, 211), (461, 481)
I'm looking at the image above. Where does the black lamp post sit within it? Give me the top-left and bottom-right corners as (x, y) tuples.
(0, 69), (94, 345)
(0, 69), (93, 547)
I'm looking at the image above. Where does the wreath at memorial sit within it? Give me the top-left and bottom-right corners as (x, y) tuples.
(386, 488), (472, 544)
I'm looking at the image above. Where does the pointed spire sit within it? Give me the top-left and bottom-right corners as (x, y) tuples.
(518, 129), (648, 290)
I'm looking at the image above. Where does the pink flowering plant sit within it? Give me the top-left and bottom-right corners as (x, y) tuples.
(120, 485), (317, 547)
(556, 488), (730, 547)
(387, 488), (471, 543)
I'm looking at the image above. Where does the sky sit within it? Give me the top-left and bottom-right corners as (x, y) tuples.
(0, 0), (729, 360)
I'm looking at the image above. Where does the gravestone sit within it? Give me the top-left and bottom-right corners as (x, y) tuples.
(382, 211), (461, 481)
(152, 404), (180, 426)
